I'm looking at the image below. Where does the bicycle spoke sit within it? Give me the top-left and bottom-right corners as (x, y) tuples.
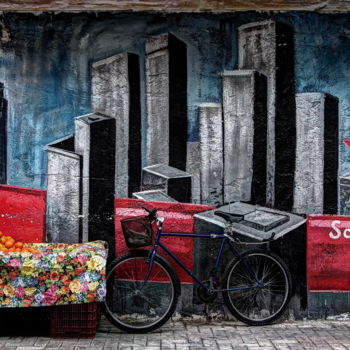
(224, 252), (291, 325)
(104, 254), (177, 332)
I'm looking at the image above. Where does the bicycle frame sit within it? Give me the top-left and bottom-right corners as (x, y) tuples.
(143, 223), (263, 293)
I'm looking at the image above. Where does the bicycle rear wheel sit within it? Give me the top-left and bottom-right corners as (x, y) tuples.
(103, 250), (180, 333)
(223, 250), (292, 326)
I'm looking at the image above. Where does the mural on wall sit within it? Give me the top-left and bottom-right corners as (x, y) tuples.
(39, 19), (338, 248)
(0, 11), (349, 315)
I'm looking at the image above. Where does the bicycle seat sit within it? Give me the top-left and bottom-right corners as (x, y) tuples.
(214, 211), (244, 223)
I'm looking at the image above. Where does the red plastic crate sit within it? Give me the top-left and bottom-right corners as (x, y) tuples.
(50, 302), (101, 338)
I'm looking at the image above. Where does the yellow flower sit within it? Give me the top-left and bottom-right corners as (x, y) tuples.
(88, 282), (99, 291)
(3, 285), (15, 297)
(52, 264), (64, 273)
(21, 260), (35, 275)
(69, 294), (76, 301)
(69, 280), (81, 293)
(24, 287), (36, 296)
(87, 256), (105, 271)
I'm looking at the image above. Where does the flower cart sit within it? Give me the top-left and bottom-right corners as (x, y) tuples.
(0, 240), (107, 338)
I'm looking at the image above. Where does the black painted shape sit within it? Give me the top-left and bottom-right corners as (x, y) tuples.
(89, 118), (116, 260)
(49, 136), (75, 152)
(270, 224), (308, 316)
(323, 94), (338, 214)
(274, 23), (296, 211)
(251, 73), (267, 205)
(127, 53), (142, 197)
(168, 177), (192, 203)
(168, 34), (188, 171)
(0, 83), (7, 184)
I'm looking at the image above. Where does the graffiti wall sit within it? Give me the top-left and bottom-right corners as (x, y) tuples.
(0, 11), (349, 315)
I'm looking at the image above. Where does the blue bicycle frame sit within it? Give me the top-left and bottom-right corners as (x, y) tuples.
(143, 222), (263, 293)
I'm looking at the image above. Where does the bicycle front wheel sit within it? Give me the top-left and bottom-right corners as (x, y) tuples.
(103, 250), (180, 333)
(223, 250), (292, 326)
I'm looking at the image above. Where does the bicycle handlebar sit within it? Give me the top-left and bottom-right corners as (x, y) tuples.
(142, 206), (158, 221)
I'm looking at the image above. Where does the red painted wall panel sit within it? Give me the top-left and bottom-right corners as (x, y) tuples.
(307, 215), (350, 292)
(115, 198), (214, 284)
(0, 185), (46, 243)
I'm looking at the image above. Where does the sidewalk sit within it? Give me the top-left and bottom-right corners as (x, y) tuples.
(0, 317), (350, 350)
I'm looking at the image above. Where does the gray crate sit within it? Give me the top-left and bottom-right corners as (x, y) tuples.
(194, 202), (307, 313)
(194, 202), (304, 241)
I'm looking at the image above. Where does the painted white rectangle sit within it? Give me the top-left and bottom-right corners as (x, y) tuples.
(199, 103), (223, 206)
(145, 48), (170, 166)
(46, 147), (81, 243)
(92, 53), (130, 198)
(186, 141), (201, 204)
(223, 70), (255, 203)
(238, 21), (276, 206)
(293, 93), (325, 214)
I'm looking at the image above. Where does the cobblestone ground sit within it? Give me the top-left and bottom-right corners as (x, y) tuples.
(0, 317), (350, 350)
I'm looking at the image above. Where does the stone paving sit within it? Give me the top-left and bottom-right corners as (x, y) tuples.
(0, 317), (350, 350)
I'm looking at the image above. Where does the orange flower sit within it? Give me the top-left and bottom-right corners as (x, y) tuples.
(2, 298), (10, 305)
(23, 298), (32, 307)
(74, 268), (83, 275)
(60, 286), (70, 295)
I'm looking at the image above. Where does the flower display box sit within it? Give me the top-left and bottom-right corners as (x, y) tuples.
(0, 240), (107, 337)
(0, 241), (107, 308)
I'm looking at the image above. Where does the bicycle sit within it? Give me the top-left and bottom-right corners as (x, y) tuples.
(103, 207), (292, 333)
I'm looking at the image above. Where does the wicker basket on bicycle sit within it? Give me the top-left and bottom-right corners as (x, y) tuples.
(121, 216), (154, 248)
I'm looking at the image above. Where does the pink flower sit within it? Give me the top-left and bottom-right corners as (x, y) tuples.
(50, 285), (58, 293)
(42, 289), (58, 306)
(9, 259), (21, 267)
(15, 287), (25, 297)
(77, 254), (89, 264)
(81, 281), (89, 293)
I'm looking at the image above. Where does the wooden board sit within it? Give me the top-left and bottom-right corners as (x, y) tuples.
(0, 1), (349, 13)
